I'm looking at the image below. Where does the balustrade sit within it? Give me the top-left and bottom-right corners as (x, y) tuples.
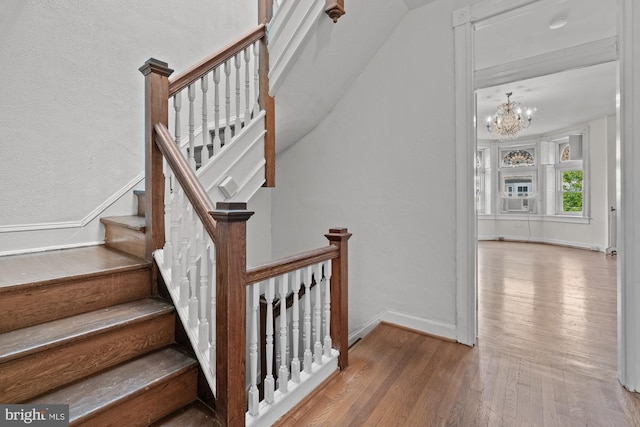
(139, 2), (349, 425)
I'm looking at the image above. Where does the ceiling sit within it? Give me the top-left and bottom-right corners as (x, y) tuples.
(475, 0), (618, 141)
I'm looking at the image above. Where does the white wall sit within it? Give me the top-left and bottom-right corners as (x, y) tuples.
(0, 0), (257, 253)
(478, 116), (614, 251)
(272, 0), (464, 340)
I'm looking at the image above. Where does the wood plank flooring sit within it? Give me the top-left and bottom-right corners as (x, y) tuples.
(277, 241), (640, 426)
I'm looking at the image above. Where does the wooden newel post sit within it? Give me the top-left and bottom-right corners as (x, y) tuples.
(212, 202), (254, 427)
(139, 58), (174, 261)
(325, 227), (352, 369)
(258, 0), (276, 187)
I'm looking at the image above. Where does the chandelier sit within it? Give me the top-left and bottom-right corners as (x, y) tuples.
(486, 92), (533, 140)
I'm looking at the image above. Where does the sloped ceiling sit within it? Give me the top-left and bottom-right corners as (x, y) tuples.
(273, 0), (408, 153)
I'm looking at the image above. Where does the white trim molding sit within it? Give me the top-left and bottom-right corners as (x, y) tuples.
(618, 0), (640, 392)
(0, 172), (144, 256)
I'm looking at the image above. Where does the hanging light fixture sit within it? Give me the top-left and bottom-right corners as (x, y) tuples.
(486, 92), (533, 140)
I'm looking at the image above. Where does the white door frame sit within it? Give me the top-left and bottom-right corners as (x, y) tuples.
(453, 0), (640, 391)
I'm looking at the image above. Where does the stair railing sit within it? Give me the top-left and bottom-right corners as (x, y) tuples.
(140, 1), (350, 425)
(245, 230), (351, 426)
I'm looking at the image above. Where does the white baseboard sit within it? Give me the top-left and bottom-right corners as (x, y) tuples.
(478, 235), (604, 252)
(0, 173), (144, 256)
(348, 309), (457, 346)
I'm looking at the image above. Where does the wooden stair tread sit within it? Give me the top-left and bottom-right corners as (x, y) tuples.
(100, 215), (146, 231)
(28, 347), (197, 423)
(153, 401), (219, 426)
(0, 245), (148, 291)
(0, 298), (173, 364)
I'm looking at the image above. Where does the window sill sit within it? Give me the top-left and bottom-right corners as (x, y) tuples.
(478, 214), (591, 224)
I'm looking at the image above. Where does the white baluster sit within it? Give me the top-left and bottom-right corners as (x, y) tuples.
(170, 184), (182, 290)
(224, 60), (232, 146)
(209, 237), (216, 377)
(265, 278), (276, 403)
(248, 282), (260, 415)
(234, 53), (242, 132)
(198, 223), (209, 351)
(212, 68), (221, 154)
(179, 192), (190, 307)
(163, 168), (173, 270)
(244, 47), (251, 123)
(174, 92), (182, 146)
(252, 42), (260, 117)
(188, 207), (198, 327)
(200, 75), (209, 167)
(187, 84), (196, 170)
(313, 263), (323, 365)
(303, 266), (313, 373)
(278, 274), (289, 393)
(323, 261), (333, 357)
(291, 269), (301, 383)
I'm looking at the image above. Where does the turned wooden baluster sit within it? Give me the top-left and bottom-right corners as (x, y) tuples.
(252, 42), (260, 117)
(234, 53), (242, 133)
(248, 282), (260, 416)
(291, 269), (301, 383)
(244, 47), (251, 123)
(264, 277), (275, 403)
(278, 274), (289, 393)
(188, 206), (198, 327)
(170, 183), (182, 288)
(209, 240), (216, 376)
(163, 170), (173, 270)
(212, 68), (222, 153)
(224, 60), (232, 146)
(313, 263), (323, 365)
(179, 198), (190, 307)
(201, 76), (209, 167)
(303, 266), (313, 374)
(323, 260), (333, 357)
(198, 223), (209, 351)
(187, 84), (196, 170)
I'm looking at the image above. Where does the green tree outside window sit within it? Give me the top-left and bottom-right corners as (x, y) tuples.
(562, 170), (583, 212)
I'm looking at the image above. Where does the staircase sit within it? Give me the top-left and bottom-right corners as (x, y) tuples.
(0, 228), (217, 425)
(0, 2), (354, 426)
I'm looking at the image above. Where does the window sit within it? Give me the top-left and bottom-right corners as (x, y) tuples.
(560, 170), (583, 213)
(555, 135), (584, 216)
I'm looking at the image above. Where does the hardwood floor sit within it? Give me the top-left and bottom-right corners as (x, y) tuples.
(277, 241), (640, 426)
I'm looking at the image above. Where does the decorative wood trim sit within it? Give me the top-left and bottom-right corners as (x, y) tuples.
(259, 37), (276, 187)
(475, 37), (618, 89)
(139, 59), (173, 261)
(153, 123), (218, 243)
(268, 0), (326, 96)
(259, 0), (274, 24)
(453, 17), (477, 347)
(168, 25), (266, 97)
(246, 246), (339, 285)
(325, 228), (351, 369)
(325, 0), (345, 23)
(211, 202), (254, 426)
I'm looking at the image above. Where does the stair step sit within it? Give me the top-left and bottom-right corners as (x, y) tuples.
(0, 298), (175, 403)
(0, 246), (151, 332)
(101, 215), (146, 259)
(153, 401), (219, 426)
(133, 189), (145, 217)
(29, 347), (198, 427)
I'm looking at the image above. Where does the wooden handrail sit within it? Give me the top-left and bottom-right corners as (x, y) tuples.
(154, 122), (218, 242)
(169, 24), (267, 97)
(246, 245), (339, 285)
